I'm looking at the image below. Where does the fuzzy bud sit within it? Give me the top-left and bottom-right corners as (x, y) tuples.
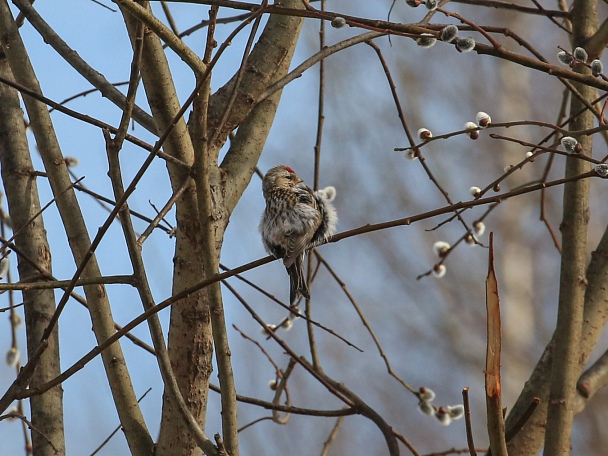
(440, 25), (458, 43)
(1, 211), (11, 229)
(418, 400), (435, 415)
(10, 312), (22, 329)
(469, 186), (481, 198)
(473, 221), (485, 236)
(591, 59), (604, 77)
(447, 404), (465, 419)
(594, 164), (608, 178)
(405, 149), (419, 161)
(432, 264), (447, 278)
(464, 121), (479, 139)
(9, 312), (23, 329)
(260, 324), (277, 336)
(455, 37), (475, 53)
(281, 319), (293, 331)
(331, 17), (346, 29)
(493, 183), (501, 192)
(317, 186), (336, 202)
(5, 407), (19, 421)
(418, 401), (435, 416)
(525, 151), (534, 159)
(417, 34), (437, 49)
(557, 51), (574, 66)
(433, 241), (450, 257)
(268, 379), (278, 390)
(6, 347), (19, 367)
(406, 0), (421, 7)
(560, 136), (578, 153)
(64, 156), (80, 167)
(417, 128), (433, 141)
(573, 47), (588, 62)
(435, 407), (453, 426)
(465, 234), (476, 246)
(0, 256), (9, 279)
(425, 0), (438, 10)
(504, 165), (513, 173)
(419, 386), (436, 402)
(476, 111), (491, 128)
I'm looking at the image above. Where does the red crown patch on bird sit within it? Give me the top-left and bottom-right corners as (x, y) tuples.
(283, 165), (295, 174)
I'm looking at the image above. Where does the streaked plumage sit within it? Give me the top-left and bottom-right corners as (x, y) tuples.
(260, 165), (337, 304)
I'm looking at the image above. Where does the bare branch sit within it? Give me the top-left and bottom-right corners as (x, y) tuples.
(462, 388), (477, 456)
(114, 0), (206, 75)
(12, 0), (156, 133)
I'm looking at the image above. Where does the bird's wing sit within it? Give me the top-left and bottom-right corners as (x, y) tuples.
(282, 184), (321, 267)
(283, 233), (312, 268)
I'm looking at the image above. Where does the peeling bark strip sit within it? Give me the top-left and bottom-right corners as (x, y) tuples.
(485, 234), (507, 456)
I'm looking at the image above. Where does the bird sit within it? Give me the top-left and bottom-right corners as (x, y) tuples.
(260, 165), (337, 305)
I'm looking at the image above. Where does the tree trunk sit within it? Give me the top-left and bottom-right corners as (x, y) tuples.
(0, 49), (66, 456)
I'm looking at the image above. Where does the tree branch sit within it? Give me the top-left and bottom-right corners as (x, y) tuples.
(115, 0), (206, 76)
(12, 0), (157, 133)
(0, 2), (154, 453)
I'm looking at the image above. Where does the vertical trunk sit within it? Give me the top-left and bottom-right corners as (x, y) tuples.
(0, 50), (65, 456)
(118, 6), (213, 455)
(543, 0), (597, 454)
(120, 1), (304, 453)
(505, 1), (599, 454)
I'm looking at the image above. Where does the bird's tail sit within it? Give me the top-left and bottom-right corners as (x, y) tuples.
(287, 254), (309, 305)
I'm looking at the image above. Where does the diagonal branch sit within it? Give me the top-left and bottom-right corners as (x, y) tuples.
(12, 0), (157, 133)
(115, 0), (206, 75)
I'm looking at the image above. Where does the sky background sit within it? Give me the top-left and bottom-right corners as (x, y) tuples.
(1, 0), (608, 455)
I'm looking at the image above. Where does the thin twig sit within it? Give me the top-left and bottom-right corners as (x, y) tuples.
(219, 263), (364, 352)
(315, 252), (416, 394)
(2, 176), (85, 250)
(320, 414), (345, 456)
(0, 412), (59, 454)
(137, 175), (190, 245)
(392, 429), (421, 456)
(504, 397), (540, 443)
(89, 388), (153, 456)
(237, 416), (273, 433)
(462, 387), (477, 456)
(12, 0), (156, 132)
(0, 73), (188, 168)
(208, 1), (267, 148)
(233, 324), (283, 375)
(367, 40), (473, 235)
(0, 275), (136, 291)
(307, 0), (326, 372)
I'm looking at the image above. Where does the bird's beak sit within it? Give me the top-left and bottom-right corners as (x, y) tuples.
(294, 176), (303, 184)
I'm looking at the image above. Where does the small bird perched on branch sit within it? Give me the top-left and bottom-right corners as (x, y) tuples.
(260, 165), (338, 305)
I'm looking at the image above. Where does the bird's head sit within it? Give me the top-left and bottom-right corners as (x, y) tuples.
(262, 165), (303, 197)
